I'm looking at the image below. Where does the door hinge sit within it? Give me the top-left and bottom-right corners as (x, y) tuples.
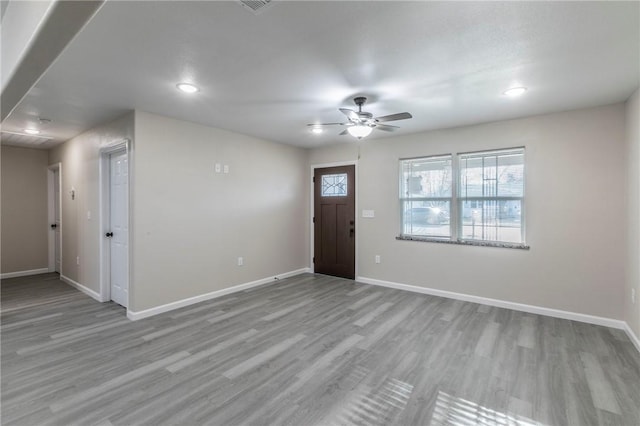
(312, 176), (315, 183)
(312, 217), (315, 223)
(312, 257), (315, 263)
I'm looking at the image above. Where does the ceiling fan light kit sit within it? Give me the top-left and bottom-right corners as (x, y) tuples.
(347, 124), (373, 139)
(308, 96), (412, 140)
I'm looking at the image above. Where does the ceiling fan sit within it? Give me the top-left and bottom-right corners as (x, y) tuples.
(308, 97), (412, 139)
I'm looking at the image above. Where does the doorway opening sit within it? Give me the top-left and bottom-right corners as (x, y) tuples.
(100, 141), (130, 308)
(312, 163), (357, 279)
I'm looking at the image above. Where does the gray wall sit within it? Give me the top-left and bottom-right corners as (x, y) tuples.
(131, 111), (309, 311)
(48, 113), (134, 291)
(309, 103), (627, 320)
(625, 89), (640, 339)
(1, 146), (49, 274)
(46, 110), (308, 312)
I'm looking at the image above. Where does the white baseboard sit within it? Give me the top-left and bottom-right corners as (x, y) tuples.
(60, 274), (102, 302)
(1, 268), (49, 279)
(356, 276), (627, 330)
(623, 322), (640, 353)
(127, 268), (311, 321)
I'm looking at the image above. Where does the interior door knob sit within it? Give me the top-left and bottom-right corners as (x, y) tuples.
(50, 224), (57, 229)
(105, 232), (113, 238)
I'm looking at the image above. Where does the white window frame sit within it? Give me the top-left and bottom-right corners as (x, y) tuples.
(399, 147), (527, 249)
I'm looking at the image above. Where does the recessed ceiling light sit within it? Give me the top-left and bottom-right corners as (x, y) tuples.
(503, 87), (527, 97)
(24, 129), (41, 135)
(310, 127), (323, 134)
(176, 83), (199, 94)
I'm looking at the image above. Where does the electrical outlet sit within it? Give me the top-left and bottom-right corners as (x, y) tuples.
(223, 165), (229, 174)
(237, 257), (243, 266)
(633, 288), (636, 304)
(87, 211), (91, 220)
(76, 256), (80, 265)
(375, 255), (381, 264)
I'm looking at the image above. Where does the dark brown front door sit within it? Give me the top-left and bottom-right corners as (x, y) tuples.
(314, 165), (355, 279)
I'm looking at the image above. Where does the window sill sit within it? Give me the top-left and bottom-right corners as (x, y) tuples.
(396, 235), (530, 250)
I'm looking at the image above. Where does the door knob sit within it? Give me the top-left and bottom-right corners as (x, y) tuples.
(350, 228), (355, 237)
(50, 224), (57, 229)
(105, 232), (113, 238)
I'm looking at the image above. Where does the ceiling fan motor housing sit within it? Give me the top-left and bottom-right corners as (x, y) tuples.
(353, 96), (367, 107)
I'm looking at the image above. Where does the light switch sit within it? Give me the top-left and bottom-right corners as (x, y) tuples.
(215, 163), (221, 173)
(223, 165), (229, 174)
(362, 210), (375, 218)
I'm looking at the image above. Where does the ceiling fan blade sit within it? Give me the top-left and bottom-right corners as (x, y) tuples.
(339, 129), (349, 136)
(339, 108), (360, 121)
(375, 123), (399, 132)
(375, 112), (412, 122)
(307, 122), (346, 126)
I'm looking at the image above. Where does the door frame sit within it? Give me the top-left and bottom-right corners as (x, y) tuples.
(99, 139), (131, 306)
(47, 163), (62, 273)
(310, 161), (358, 278)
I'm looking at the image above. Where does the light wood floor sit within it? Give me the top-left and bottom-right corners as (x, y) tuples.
(2, 273), (639, 425)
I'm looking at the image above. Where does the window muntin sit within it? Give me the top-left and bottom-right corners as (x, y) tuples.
(400, 148), (525, 247)
(400, 155), (452, 238)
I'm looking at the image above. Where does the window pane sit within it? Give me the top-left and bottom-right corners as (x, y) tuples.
(402, 200), (451, 238)
(459, 150), (524, 198)
(401, 156), (452, 198)
(497, 153), (524, 197)
(459, 157), (484, 198)
(460, 200), (522, 243)
(321, 173), (347, 197)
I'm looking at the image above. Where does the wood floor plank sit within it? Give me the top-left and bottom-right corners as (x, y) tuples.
(166, 328), (259, 373)
(48, 351), (191, 413)
(353, 302), (394, 327)
(222, 333), (306, 379)
(579, 351), (623, 415)
(474, 321), (501, 357)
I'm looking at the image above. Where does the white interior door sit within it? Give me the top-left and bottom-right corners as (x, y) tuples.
(109, 151), (129, 307)
(54, 169), (61, 273)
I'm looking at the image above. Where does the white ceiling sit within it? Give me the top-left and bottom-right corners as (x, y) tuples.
(2, 0), (639, 149)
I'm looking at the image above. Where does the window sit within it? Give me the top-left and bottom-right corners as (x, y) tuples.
(321, 173), (348, 197)
(400, 155), (452, 238)
(400, 148), (526, 248)
(459, 148), (525, 244)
